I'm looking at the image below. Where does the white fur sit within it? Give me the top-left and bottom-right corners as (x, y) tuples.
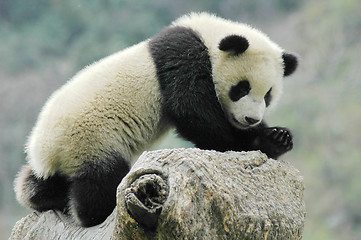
(26, 41), (167, 178)
(14, 165), (36, 209)
(174, 12), (285, 128)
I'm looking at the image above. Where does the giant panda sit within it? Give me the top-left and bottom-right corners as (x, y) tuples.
(14, 12), (298, 227)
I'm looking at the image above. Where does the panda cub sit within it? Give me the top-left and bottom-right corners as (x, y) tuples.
(15, 12), (298, 227)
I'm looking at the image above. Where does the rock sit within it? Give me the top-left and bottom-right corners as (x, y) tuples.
(114, 149), (305, 239)
(10, 149), (305, 240)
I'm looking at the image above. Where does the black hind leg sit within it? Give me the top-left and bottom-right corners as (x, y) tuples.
(69, 153), (130, 227)
(14, 165), (71, 212)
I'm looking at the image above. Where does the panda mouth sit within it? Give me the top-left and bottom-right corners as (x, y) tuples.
(230, 114), (251, 129)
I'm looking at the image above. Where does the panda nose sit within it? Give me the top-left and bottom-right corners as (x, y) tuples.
(245, 117), (260, 125)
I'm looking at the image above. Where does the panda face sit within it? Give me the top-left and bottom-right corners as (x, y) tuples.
(213, 36), (285, 129)
(221, 64), (282, 130)
(226, 78), (274, 129)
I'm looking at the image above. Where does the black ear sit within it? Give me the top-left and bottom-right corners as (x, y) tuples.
(219, 35), (249, 56)
(282, 52), (298, 76)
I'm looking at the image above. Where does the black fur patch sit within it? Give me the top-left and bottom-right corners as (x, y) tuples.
(69, 152), (130, 227)
(264, 88), (272, 107)
(149, 27), (238, 150)
(229, 80), (251, 102)
(27, 171), (71, 212)
(282, 52), (298, 76)
(218, 35), (249, 56)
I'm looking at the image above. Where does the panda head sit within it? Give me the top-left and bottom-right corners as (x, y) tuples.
(213, 34), (298, 129)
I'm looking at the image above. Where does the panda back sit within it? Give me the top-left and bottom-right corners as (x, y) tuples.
(27, 41), (164, 178)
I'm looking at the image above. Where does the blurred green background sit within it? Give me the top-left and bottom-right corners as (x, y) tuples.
(1, 0), (360, 239)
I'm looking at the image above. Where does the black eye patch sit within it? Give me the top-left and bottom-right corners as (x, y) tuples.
(264, 88), (272, 107)
(229, 80), (250, 102)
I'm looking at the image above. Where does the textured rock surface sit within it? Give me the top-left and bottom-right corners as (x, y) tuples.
(9, 210), (115, 240)
(10, 149), (305, 240)
(114, 149), (305, 240)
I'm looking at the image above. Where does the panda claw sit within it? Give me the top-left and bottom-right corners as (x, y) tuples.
(263, 127), (293, 151)
(269, 128), (278, 137)
(276, 130), (285, 141)
(283, 132), (290, 143)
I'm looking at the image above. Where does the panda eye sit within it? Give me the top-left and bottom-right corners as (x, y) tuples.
(264, 88), (272, 107)
(229, 80), (250, 102)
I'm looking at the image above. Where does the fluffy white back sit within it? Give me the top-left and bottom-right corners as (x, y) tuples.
(26, 42), (165, 178)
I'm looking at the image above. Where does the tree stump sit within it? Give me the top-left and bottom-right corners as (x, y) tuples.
(10, 149), (305, 240)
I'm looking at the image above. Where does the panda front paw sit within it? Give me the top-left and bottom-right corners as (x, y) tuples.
(257, 127), (293, 159)
(263, 127), (293, 150)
